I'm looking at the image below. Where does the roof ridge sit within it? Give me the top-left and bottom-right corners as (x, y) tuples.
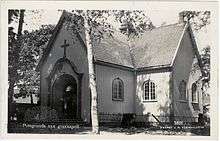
(37, 11), (193, 71)
(152, 22), (185, 30)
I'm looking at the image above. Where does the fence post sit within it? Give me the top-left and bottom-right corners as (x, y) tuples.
(151, 114), (161, 124)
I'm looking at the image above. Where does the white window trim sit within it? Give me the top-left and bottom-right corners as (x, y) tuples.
(143, 80), (157, 102)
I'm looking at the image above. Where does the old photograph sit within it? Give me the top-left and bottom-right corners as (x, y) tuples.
(1, 1), (218, 139)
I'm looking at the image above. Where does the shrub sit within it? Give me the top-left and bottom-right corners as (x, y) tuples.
(24, 106), (58, 122)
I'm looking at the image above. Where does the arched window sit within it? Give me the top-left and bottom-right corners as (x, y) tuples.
(179, 80), (187, 100)
(112, 78), (124, 101)
(143, 80), (156, 101)
(191, 83), (198, 102)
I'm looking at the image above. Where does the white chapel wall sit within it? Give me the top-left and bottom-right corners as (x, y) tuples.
(95, 64), (135, 114)
(135, 70), (172, 122)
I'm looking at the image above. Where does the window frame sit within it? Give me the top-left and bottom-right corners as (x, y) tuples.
(112, 77), (124, 101)
(179, 80), (187, 101)
(143, 80), (157, 102)
(191, 83), (199, 103)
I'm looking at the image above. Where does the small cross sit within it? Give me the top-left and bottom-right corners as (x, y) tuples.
(61, 40), (70, 58)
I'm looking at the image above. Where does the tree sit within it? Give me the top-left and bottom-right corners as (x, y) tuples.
(200, 46), (210, 89)
(17, 25), (55, 103)
(8, 10), (25, 120)
(179, 10), (210, 31)
(180, 11), (211, 90)
(8, 10), (19, 24)
(65, 10), (153, 134)
(9, 9), (55, 104)
(8, 9), (24, 104)
(66, 10), (112, 134)
(83, 11), (99, 134)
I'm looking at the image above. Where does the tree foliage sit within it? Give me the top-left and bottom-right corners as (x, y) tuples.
(113, 10), (155, 37)
(181, 11), (211, 90)
(179, 10), (210, 31)
(64, 10), (114, 43)
(8, 9), (55, 103)
(8, 9), (19, 81)
(17, 25), (55, 99)
(8, 9), (19, 24)
(8, 9), (55, 102)
(65, 10), (154, 40)
(8, 9), (25, 104)
(200, 46), (210, 88)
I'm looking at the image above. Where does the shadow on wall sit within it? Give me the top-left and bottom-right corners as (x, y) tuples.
(135, 73), (168, 124)
(134, 74), (150, 124)
(173, 81), (195, 123)
(158, 100), (171, 123)
(134, 94), (152, 127)
(158, 73), (173, 123)
(135, 94), (145, 116)
(135, 74), (146, 115)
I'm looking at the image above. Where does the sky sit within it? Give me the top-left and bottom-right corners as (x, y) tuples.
(11, 9), (212, 52)
(22, 9), (180, 31)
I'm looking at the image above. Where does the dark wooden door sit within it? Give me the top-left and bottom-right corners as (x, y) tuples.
(63, 82), (77, 119)
(52, 74), (78, 120)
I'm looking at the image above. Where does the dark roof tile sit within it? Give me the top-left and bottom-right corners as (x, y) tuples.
(131, 23), (185, 68)
(93, 23), (185, 69)
(93, 32), (134, 68)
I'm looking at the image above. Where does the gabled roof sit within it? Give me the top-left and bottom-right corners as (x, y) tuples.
(93, 31), (134, 68)
(131, 23), (185, 69)
(37, 11), (203, 72)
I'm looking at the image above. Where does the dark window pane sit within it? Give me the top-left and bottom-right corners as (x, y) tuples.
(192, 83), (197, 102)
(112, 78), (124, 100)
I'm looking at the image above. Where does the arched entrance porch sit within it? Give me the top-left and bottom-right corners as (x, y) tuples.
(52, 74), (78, 120)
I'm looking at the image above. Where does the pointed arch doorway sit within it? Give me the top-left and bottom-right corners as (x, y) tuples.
(52, 74), (78, 119)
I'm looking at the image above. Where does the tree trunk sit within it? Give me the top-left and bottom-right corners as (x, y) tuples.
(8, 9), (25, 120)
(83, 11), (99, 134)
